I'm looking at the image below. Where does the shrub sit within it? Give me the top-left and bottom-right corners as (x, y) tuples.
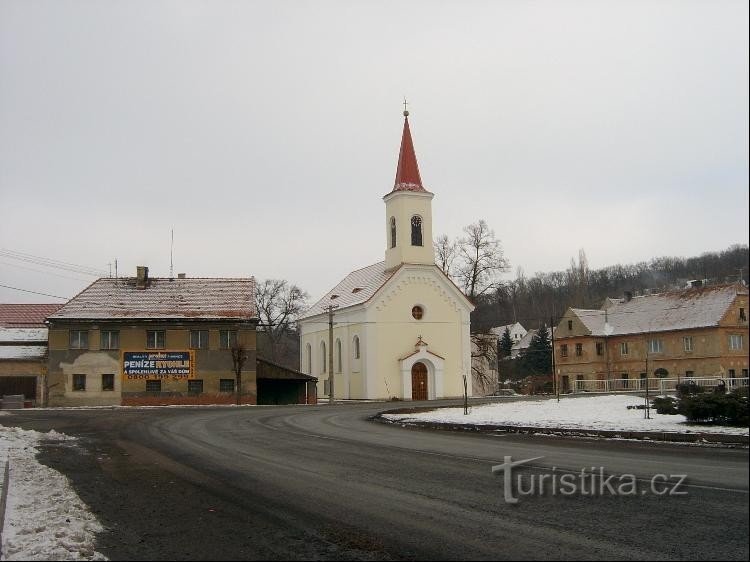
(677, 388), (749, 426)
(652, 396), (678, 415)
(675, 381), (704, 398)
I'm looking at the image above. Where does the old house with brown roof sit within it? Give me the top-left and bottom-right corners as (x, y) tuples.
(46, 267), (259, 406)
(0, 303), (62, 406)
(553, 283), (749, 393)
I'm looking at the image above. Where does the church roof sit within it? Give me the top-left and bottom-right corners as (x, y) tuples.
(300, 262), (396, 319)
(389, 112), (430, 194)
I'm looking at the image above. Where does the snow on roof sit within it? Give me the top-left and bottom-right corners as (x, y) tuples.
(0, 327), (48, 343)
(490, 322), (526, 336)
(300, 262), (397, 319)
(0, 345), (47, 360)
(0, 304), (62, 327)
(48, 277), (257, 321)
(571, 283), (746, 336)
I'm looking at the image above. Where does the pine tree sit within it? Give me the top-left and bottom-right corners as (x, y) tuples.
(499, 327), (514, 359)
(522, 325), (552, 375)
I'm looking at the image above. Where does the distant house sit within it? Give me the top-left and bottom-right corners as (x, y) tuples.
(46, 267), (259, 407)
(0, 303), (62, 406)
(511, 326), (556, 359)
(490, 322), (527, 345)
(554, 283), (749, 393)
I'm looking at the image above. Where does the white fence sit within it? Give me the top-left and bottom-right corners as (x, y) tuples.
(573, 377), (749, 394)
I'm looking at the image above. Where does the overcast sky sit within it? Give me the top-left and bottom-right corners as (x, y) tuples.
(1, 0), (748, 305)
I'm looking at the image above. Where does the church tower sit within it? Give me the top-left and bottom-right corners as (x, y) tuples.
(384, 109), (435, 271)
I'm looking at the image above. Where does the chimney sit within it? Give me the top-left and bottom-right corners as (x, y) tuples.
(136, 266), (149, 289)
(624, 291), (633, 302)
(177, 273), (186, 279)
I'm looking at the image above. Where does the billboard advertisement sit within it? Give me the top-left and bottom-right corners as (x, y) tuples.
(122, 351), (194, 381)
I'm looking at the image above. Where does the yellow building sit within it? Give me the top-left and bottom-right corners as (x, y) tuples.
(554, 283), (749, 392)
(298, 111), (474, 400)
(46, 268), (258, 406)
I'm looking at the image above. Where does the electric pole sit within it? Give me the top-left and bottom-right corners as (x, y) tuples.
(325, 303), (338, 404)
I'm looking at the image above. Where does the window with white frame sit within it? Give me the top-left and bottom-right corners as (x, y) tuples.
(683, 336), (693, 352)
(73, 374), (86, 391)
(620, 342), (629, 356)
(146, 330), (166, 349)
(190, 330), (209, 349)
(70, 330), (89, 349)
(648, 339), (663, 354)
(219, 330), (237, 349)
(729, 334), (744, 350)
(100, 330), (119, 350)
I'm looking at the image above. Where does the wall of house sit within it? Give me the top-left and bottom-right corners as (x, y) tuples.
(48, 323), (257, 406)
(0, 359), (45, 404)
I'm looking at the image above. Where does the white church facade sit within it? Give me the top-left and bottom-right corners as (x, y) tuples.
(298, 110), (474, 400)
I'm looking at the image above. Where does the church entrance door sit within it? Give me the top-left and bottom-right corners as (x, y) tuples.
(411, 362), (428, 400)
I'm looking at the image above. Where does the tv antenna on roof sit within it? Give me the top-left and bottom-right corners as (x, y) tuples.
(170, 229), (174, 280)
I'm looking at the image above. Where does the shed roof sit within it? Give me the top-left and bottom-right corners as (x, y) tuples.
(0, 304), (62, 327)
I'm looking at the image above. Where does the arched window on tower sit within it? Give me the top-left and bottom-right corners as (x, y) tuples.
(353, 335), (360, 359)
(336, 339), (342, 373)
(411, 215), (423, 247)
(390, 217), (396, 249)
(320, 341), (327, 375)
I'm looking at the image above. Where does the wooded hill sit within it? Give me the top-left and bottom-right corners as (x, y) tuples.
(472, 244), (749, 332)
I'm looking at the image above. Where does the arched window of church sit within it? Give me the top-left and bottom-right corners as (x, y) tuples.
(411, 215), (423, 247)
(353, 335), (360, 359)
(336, 339), (342, 373)
(306, 343), (312, 374)
(320, 341), (327, 374)
(390, 217), (396, 249)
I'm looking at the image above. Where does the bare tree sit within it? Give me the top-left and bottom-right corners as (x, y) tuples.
(471, 332), (499, 394)
(230, 340), (248, 405)
(434, 234), (459, 278)
(255, 279), (309, 363)
(456, 220), (510, 300)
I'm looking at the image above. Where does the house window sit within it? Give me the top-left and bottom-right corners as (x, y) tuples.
(596, 342), (604, 356)
(219, 379), (235, 393)
(336, 339), (342, 373)
(742, 369), (748, 378)
(100, 330), (119, 350)
(740, 308), (746, 321)
(146, 330), (166, 349)
(728, 369), (736, 378)
(145, 380), (161, 393)
(640, 372), (647, 382)
(683, 336), (693, 352)
(685, 371), (694, 378)
(729, 334), (744, 350)
(390, 216), (396, 249)
(188, 380), (204, 394)
(410, 215), (423, 246)
(101, 373), (114, 391)
(412, 305), (424, 320)
(567, 320), (573, 331)
(620, 342), (629, 356)
(575, 343), (583, 357)
(73, 374), (86, 391)
(560, 344), (568, 358)
(70, 330), (89, 349)
(648, 339), (663, 354)
(353, 335), (360, 359)
(220, 330), (238, 349)
(190, 330), (209, 349)
(621, 373), (629, 389)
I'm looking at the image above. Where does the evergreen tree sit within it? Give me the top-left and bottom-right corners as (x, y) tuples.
(499, 327), (514, 359)
(522, 325), (552, 375)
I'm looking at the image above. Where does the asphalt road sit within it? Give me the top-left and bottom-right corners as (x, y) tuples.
(3, 401), (748, 560)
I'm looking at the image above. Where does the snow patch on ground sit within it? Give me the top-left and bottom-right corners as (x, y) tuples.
(383, 394), (749, 436)
(0, 425), (107, 560)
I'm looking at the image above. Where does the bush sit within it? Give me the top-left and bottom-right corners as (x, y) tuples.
(652, 396), (679, 415)
(677, 388), (749, 426)
(675, 381), (704, 397)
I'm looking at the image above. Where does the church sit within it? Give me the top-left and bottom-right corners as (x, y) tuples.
(298, 110), (474, 400)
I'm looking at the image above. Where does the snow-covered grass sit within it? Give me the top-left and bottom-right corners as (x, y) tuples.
(0, 426), (107, 561)
(383, 394), (750, 436)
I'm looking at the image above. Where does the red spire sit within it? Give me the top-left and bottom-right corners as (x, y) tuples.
(392, 111), (428, 193)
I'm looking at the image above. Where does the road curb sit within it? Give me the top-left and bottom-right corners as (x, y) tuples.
(371, 408), (750, 446)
